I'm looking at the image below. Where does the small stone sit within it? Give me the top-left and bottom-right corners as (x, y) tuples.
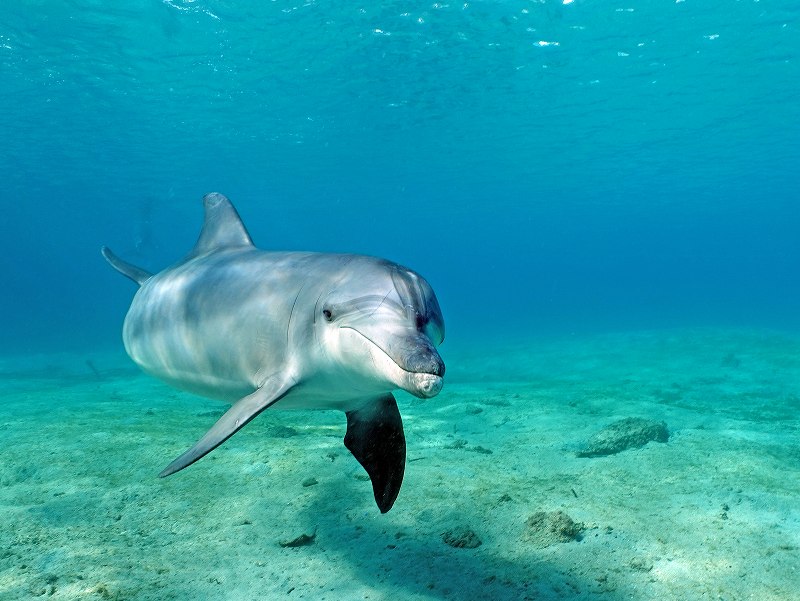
(279, 529), (317, 548)
(301, 477), (318, 487)
(442, 526), (482, 549)
(524, 511), (583, 547)
(577, 417), (669, 457)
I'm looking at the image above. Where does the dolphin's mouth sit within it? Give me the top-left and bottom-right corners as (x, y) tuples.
(341, 326), (445, 398)
(387, 365), (443, 400)
(342, 326), (445, 375)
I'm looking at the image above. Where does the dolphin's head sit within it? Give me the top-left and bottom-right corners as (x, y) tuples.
(317, 261), (445, 399)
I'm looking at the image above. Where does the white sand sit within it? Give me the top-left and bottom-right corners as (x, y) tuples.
(1, 328), (798, 600)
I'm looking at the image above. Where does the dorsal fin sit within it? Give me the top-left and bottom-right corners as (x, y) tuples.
(188, 192), (254, 258)
(101, 246), (152, 285)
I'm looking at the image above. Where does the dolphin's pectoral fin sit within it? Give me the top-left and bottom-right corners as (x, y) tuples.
(101, 246), (152, 285)
(344, 394), (406, 513)
(159, 375), (296, 478)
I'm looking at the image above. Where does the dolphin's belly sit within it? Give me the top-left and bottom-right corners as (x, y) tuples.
(122, 250), (301, 402)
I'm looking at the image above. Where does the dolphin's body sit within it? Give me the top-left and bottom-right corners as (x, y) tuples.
(102, 193), (445, 512)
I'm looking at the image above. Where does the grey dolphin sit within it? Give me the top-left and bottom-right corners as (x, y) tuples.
(102, 192), (445, 512)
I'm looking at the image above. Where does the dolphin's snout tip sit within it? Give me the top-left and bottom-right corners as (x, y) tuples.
(410, 373), (444, 399)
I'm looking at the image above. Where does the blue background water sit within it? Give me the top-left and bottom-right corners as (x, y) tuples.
(2, 0), (798, 354)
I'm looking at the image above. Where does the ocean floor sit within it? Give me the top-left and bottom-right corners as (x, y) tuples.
(1, 328), (798, 600)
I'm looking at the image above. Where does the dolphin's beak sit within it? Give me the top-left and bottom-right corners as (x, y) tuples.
(389, 333), (445, 399)
(406, 371), (444, 398)
(343, 325), (446, 399)
(378, 330), (444, 399)
(385, 332), (445, 377)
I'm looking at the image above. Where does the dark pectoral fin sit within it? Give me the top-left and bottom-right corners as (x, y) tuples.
(159, 375), (296, 477)
(344, 393), (406, 513)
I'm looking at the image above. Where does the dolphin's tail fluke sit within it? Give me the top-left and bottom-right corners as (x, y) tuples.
(101, 246), (152, 285)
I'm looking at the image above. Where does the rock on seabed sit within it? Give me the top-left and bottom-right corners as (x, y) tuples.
(577, 417), (669, 457)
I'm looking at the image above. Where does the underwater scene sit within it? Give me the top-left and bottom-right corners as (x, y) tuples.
(2, 1), (799, 600)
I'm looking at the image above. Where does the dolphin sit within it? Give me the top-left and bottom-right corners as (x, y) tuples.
(102, 192), (445, 513)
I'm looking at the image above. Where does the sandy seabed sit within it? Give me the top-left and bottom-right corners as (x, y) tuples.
(1, 328), (798, 600)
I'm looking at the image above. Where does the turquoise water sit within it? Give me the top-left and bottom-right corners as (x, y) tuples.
(2, 0), (799, 351)
(2, 2), (800, 600)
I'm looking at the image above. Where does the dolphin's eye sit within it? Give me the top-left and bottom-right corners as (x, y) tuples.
(415, 313), (426, 330)
(322, 309), (333, 322)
